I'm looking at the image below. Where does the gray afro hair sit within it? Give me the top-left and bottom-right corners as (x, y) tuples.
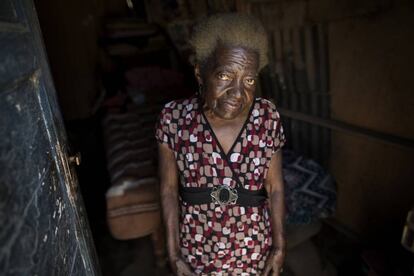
(190, 13), (269, 71)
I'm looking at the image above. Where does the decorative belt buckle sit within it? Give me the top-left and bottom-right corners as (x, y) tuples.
(211, 185), (238, 206)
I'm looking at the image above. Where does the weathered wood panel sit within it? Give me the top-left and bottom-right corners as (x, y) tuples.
(0, 0), (99, 274)
(329, 3), (414, 239)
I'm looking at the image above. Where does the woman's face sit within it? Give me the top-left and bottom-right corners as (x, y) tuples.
(198, 45), (259, 120)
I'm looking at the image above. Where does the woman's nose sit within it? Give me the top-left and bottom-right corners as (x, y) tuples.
(229, 79), (243, 97)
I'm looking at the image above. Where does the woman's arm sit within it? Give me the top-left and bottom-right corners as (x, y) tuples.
(264, 150), (286, 275)
(158, 143), (194, 276)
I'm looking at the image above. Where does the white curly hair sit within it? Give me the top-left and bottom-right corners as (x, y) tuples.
(190, 13), (269, 71)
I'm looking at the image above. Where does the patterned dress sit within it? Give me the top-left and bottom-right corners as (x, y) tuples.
(155, 96), (286, 275)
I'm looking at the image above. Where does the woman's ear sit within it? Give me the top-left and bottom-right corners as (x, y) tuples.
(194, 64), (203, 85)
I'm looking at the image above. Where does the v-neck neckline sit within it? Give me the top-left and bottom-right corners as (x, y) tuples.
(200, 98), (256, 159)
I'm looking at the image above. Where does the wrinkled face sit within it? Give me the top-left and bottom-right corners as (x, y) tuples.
(198, 45), (259, 120)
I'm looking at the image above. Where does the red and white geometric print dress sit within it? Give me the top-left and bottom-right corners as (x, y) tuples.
(155, 95), (286, 275)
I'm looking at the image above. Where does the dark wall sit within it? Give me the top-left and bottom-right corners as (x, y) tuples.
(328, 2), (414, 240)
(239, 0), (414, 243)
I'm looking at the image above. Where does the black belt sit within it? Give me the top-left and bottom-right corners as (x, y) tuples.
(180, 185), (267, 207)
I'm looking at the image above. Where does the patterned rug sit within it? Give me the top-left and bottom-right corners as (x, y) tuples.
(282, 150), (337, 224)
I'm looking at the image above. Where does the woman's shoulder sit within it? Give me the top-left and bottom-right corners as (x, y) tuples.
(160, 96), (198, 114)
(256, 97), (282, 116)
(254, 97), (283, 132)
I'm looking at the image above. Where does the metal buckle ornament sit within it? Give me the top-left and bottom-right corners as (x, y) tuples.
(211, 185), (238, 206)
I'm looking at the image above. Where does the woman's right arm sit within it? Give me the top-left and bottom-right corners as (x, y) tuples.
(158, 143), (194, 275)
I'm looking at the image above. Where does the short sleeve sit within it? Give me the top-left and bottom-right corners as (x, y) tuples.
(155, 103), (174, 150)
(271, 107), (286, 154)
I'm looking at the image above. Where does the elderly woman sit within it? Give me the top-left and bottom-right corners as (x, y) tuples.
(156, 14), (286, 275)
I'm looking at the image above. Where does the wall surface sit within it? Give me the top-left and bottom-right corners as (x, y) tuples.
(328, 2), (414, 241)
(249, 0), (414, 242)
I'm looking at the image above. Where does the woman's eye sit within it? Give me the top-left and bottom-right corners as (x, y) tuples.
(218, 73), (230, 80)
(246, 78), (256, 85)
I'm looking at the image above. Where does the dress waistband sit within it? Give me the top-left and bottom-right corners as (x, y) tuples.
(179, 185), (267, 207)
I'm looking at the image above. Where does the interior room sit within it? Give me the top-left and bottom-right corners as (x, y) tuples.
(1, 0), (414, 275)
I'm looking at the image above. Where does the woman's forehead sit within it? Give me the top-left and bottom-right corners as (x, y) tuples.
(212, 45), (259, 72)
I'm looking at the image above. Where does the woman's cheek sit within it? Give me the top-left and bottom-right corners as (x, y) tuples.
(205, 96), (218, 111)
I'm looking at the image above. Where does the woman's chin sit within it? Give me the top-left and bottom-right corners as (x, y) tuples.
(213, 108), (243, 120)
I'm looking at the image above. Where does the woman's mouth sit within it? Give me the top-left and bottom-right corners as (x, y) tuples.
(223, 100), (241, 109)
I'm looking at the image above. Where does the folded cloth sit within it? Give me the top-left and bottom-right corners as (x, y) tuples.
(103, 106), (162, 240)
(106, 177), (161, 240)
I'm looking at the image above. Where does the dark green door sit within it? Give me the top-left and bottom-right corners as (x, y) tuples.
(0, 0), (99, 275)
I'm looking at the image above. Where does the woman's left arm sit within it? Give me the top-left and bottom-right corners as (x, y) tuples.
(263, 150), (285, 275)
